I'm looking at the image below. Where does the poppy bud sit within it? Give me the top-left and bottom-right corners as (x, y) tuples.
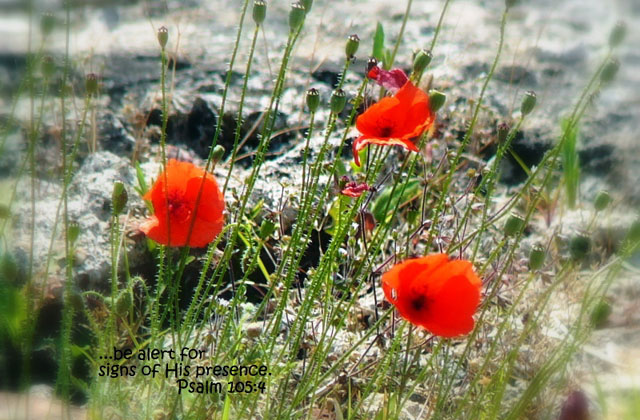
(569, 234), (590, 261)
(529, 245), (545, 270)
(504, 213), (525, 236)
(211, 145), (226, 164)
(41, 12), (55, 37)
(68, 290), (84, 313)
(600, 58), (620, 84)
(521, 90), (536, 116)
(252, 0), (266, 25)
(85, 73), (99, 96)
(590, 298), (611, 328)
(330, 89), (346, 114)
(115, 289), (133, 317)
(428, 90), (446, 112)
(413, 49), (432, 74)
(593, 190), (611, 211)
(157, 26), (169, 49)
(301, 0), (313, 14)
(609, 21), (626, 48)
(497, 122), (510, 144)
(345, 34), (360, 59)
(41, 56), (55, 78)
(306, 88), (320, 112)
(289, 2), (306, 33)
(112, 181), (128, 216)
(67, 221), (80, 245)
(0, 204), (9, 219)
(505, 0), (517, 9)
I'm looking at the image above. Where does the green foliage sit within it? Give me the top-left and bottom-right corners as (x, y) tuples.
(372, 178), (421, 223)
(561, 118), (581, 209)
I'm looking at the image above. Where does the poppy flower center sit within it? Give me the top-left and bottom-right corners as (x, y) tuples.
(376, 118), (397, 138)
(410, 294), (429, 312)
(167, 192), (192, 223)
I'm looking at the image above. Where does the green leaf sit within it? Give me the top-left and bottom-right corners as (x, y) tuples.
(373, 22), (385, 62)
(372, 178), (422, 223)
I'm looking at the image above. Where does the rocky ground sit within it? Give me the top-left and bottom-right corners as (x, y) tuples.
(0, 0), (638, 418)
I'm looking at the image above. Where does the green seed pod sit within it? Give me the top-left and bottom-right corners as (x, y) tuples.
(609, 21), (626, 48)
(252, 0), (267, 25)
(157, 26), (169, 49)
(330, 89), (346, 114)
(301, 0), (313, 13)
(112, 181), (128, 215)
(85, 73), (99, 96)
(41, 12), (55, 37)
(41, 56), (55, 78)
(529, 245), (545, 270)
(211, 145), (226, 164)
(600, 58), (620, 84)
(505, 0), (517, 9)
(0, 203), (10, 219)
(521, 90), (537, 116)
(306, 88), (320, 112)
(345, 34), (360, 59)
(413, 49), (433, 74)
(590, 298), (612, 329)
(504, 213), (525, 236)
(289, 2), (306, 33)
(497, 122), (510, 144)
(594, 190), (611, 212)
(569, 234), (590, 261)
(67, 221), (81, 245)
(428, 90), (446, 112)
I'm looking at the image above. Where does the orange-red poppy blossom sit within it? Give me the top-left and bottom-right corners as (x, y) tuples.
(381, 253), (482, 338)
(353, 80), (434, 166)
(140, 159), (225, 248)
(340, 181), (371, 198)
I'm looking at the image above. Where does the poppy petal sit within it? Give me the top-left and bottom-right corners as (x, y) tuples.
(422, 274), (481, 337)
(353, 136), (419, 166)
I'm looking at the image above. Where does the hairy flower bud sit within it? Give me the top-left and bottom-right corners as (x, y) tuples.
(306, 88), (320, 112)
(569, 234), (590, 261)
(413, 49), (432, 74)
(112, 181), (128, 215)
(521, 90), (536, 116)
(428, 90), (446, 112)
(600, 58), (620, 84)
(289, 2), (305, 32)
(252, 0), (267, 25)
(505, 0), (517, 9)
(330, 89), (346, 114)
(345, 34), (360, 59)
(157, 26), (168, 49)
(609, 21), (626, 48)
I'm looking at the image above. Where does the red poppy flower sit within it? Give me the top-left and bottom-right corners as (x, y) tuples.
(340, 181), (371, 198)
(367, 65), (409, 93)
(381, 253), (482, 338)
(353, 80), (434, 166)
(140, 159), (225, 248)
